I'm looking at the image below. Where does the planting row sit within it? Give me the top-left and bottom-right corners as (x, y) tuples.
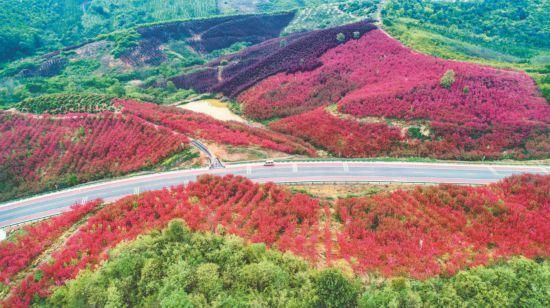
(0, 201), (100, 285)
(117, 99), (316, 156)
(120, 12), (295, 66)
(15, 94), (115, 114)
(3, 174), (325, 306)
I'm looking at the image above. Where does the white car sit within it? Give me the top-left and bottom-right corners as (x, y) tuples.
(263, 160), (275, 167)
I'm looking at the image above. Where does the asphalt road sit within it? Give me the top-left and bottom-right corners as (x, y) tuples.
(0, 161), (547, 228)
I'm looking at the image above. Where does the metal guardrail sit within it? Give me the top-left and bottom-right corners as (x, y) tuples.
(190, 139), (225, 169)
(1, 213), (61, 232)
(225, 157), (550, 166)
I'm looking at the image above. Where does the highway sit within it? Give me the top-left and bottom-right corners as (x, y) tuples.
(0, 161), (547, 228)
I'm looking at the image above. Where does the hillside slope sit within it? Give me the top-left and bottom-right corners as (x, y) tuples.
(1, 174), (548, 306)
(233, 29), (549, 160)
(381, 0), (550, 100)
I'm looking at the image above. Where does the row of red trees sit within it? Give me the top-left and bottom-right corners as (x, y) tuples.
(3, 174), (548, 306)
(240, 30), (549, 159)
(117, 99), (316, 155)
(270, 108), (404, 157)
(0, 201), (100, 284)
(3, 175), (324, 306)
(172, 21), (377, 97)
(0, 112), (188, 201)
(335, 174), (549, 278)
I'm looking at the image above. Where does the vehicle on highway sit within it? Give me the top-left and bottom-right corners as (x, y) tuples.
(263, 160), (275, 166)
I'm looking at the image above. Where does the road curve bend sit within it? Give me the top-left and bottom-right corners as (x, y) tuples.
(0, 161), (547, 228)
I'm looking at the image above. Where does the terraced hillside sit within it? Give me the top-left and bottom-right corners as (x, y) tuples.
(0, 1), (380, 107)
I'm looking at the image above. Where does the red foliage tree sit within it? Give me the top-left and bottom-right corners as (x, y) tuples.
(0, 201), (100, 284)
(335, 174), (549, 278)
(0, 112), (188, 201)
(117, 99), (316, 156)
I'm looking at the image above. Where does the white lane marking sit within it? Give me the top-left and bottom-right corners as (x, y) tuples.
(246, 166), (252, 175)
(537, 166), (549, 174)
(343, 162), (349, 172)
(292, 163), (298, 173)
(488, 166), (498, 176)
(81, 197), (88, 204)
(133, 187), (140, 195)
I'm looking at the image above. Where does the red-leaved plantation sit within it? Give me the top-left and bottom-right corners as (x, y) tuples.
(239, 30), (549, 160)
(2, 174), (548, 306)
(0, 112), (188, 202)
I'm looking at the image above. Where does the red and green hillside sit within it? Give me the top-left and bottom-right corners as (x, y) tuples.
(0, 111), (188, 202)
(235, 29), (549, 160)
(1, 96), (316, 201)
(1, 174), (548, 306)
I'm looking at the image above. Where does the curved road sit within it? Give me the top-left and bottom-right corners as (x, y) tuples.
(0, 161), (547, 228)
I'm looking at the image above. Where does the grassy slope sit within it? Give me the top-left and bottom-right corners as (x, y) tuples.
(0, 0), (220, 65)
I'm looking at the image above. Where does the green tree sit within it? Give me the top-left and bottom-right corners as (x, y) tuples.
(440, 69), (456, 89)
(316, 269), (359, 308)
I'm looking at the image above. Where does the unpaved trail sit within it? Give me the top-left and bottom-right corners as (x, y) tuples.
(179, 99), (247, 123)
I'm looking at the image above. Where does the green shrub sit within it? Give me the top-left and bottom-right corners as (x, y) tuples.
(316, 269), (359, 308)
(336, 32), (346, 42)
(440, 69), (456, 89)
(16, 93), (114, 114)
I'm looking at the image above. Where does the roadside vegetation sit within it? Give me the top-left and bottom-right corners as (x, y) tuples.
(1, 174), (548, 306)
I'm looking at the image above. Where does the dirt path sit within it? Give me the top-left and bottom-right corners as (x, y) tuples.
(179, 99), (247, 123)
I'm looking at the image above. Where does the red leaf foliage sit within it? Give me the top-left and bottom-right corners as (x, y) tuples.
(171, 21), (377, 97)
(0, 201), (100, 284)
(270, 108), (404, 157)
(0, 112), (188, 201)
(117, 99), (316, 155)
(4, 175), (323, 306)
(335, 174), (549, 278)
(5, 174), (549, 307)
(241, 30), (549, 159)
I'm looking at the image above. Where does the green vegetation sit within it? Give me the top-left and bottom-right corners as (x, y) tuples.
(48, 220), (358, 307)
(282, 0), (379, 35)
(16, 93), (115, 114)
(439, 69), (455, 89)
(382, 0), (550, 100)
(383, 0), (549, 61)
(46, 220), (549, 307)
(81, 0), (218, 38)
(360, 258), (549, 307)
(0, 0), (220, 65)
(0, 43), (200, 107)
(0, 0), (83, 64)
(100, 29), (141, 58)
